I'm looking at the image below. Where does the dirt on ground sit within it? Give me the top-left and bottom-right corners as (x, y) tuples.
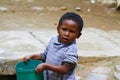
(0, 0), (120, 80)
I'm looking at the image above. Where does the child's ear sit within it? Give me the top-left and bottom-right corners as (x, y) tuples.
(77, 33), (82, 38)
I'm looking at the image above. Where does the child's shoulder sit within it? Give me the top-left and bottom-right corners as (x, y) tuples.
(49, 35), (58, 43)
(50, 35), (58, 40)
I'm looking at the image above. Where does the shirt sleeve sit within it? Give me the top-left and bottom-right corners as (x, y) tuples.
(62, 52), (78, 70)
(62, 61), (77, 69)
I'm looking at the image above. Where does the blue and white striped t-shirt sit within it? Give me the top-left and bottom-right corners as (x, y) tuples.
(41, 35), (78, 80)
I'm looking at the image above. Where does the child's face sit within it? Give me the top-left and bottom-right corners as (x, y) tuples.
(58, 19), (81, 44)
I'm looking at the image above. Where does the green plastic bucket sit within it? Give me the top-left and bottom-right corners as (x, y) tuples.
(15, 60), (43, 80)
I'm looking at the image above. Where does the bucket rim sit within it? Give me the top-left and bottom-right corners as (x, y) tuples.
(15, 60), (42, 73)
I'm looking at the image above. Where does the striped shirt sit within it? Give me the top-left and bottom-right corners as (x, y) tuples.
(41, 35), (78, 80)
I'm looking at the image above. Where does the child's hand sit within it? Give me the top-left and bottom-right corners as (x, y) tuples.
(23, 56), (31, 62)
(35, 63), (46, 73)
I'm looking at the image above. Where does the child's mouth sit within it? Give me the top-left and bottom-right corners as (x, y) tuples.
(63, 38), (69, 42)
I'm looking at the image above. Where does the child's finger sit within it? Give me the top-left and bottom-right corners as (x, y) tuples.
(35, 64), (43, 73)
(35, 67), (40, 73)
(23, 56), (29, 62)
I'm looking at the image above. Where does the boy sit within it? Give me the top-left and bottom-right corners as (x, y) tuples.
(23, 12), (83, 80)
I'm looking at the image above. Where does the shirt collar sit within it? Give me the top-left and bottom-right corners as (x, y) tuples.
(53, 35), (76, 47)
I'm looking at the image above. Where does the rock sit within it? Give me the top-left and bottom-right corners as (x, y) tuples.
(32, 7), (44, 11)
(87, 8), (91, 12)
(86, 73), (108, 80)
(60, 7), (67, 10)
(92, 67), (111, 74)
(76, 7), (81, 11)
(86, 67), (110, 80)
(115, 65), (120, 71)
(0, 7), (8, 12)
(102, 0), (120, 9)
(114, 72), (120, 80)
(0, 59), (19, 75)
(114, 65), (120, 79)
(90, 0), (97, 4)
(76, 76), (82, 80)
(116, 0), (120, 10)
(117, 0), (120, 7)
(101, 0), (117, 8)
(97, 0), (120, 10)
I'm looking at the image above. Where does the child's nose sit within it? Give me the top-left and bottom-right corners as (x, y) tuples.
(64, 31), (70, 36)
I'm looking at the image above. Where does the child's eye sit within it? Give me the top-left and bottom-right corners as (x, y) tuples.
(61, 28), (67, 31)
(70, 30), (75, 33)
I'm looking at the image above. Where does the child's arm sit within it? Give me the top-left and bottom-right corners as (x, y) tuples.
(35, 63), (70, 74)
(23, 54), (42, 62)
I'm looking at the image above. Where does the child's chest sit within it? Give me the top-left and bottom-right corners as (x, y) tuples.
(46, 45), (69, 65)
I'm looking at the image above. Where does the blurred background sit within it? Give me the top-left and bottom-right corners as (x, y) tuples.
(0, 0), (119, 31)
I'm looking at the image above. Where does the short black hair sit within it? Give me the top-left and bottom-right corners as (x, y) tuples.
(57, 12), (84, 33)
